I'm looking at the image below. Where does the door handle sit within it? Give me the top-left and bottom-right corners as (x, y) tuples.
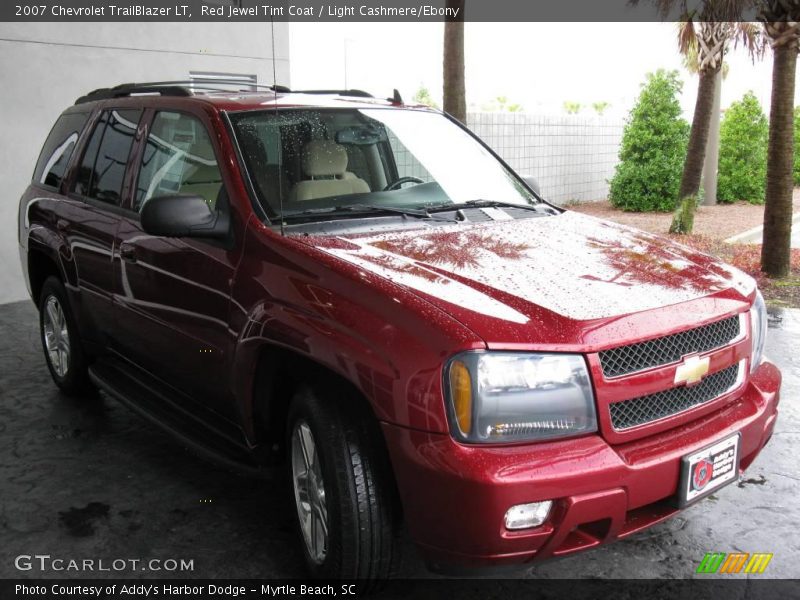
(119, 244), (137, 263)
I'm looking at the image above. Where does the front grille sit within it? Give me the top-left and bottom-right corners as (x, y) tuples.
(609, 363), (740, 430)
(598, 315), (741, 378)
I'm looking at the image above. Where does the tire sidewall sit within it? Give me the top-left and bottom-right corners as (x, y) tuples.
(38, 277), (86, 393)
(286, 386), (350, 579)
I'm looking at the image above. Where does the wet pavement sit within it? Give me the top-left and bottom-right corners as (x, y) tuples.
(0, 300), (798, 580)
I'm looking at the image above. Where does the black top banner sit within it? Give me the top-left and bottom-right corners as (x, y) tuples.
(0, 0), (766, 23)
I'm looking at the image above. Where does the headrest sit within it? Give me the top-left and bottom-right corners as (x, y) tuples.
(302, 140), (348, 177)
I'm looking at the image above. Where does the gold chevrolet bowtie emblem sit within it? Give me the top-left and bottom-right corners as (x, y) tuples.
(674, 355), (710, 386)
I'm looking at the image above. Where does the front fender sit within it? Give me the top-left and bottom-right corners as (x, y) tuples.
(229, 218), (484, 440)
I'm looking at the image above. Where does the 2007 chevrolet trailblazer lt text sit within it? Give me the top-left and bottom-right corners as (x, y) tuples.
(18, 80), (780, 582)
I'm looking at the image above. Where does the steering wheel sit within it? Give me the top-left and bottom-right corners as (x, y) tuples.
(383, 176), (425, 191)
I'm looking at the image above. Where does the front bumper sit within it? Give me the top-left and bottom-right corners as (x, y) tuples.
(382, 361), (780, 571)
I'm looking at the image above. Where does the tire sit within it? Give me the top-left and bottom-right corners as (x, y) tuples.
(286, 384), (402, 585)
(38, 276), (92, 395)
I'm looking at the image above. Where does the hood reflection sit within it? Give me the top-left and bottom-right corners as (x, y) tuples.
(305, 211), (754, 325)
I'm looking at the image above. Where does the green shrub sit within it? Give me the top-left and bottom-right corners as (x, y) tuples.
(717, 92), (768, 204)
(793, 107), (800, 185)
(609, 70), (689, 212)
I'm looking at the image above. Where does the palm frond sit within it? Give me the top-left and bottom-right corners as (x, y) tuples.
(708, 0), (757, 21)
(677, 19), (699, 56)
(631, 0), (758, 22)
(731, 21), (766, 60)
(680, 34), (701, 73)
(628, 0), (687, 19)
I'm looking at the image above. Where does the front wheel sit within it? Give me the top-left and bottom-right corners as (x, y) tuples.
(287, 385), (402, 584)
(38, 276), (92, 395)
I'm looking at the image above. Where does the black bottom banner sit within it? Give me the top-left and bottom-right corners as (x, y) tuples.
(2, 579), (799, 600)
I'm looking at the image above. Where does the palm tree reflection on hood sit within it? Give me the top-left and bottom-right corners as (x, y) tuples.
(583, 232), (723, 292)
(372, 229), (530, 270)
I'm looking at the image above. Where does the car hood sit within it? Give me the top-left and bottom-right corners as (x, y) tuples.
(301, 211), (755, 347)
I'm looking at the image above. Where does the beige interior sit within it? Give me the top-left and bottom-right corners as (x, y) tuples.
(173, 135), (222, 209)
(180, 162), (222, 209)
(290, 140), (370, 201)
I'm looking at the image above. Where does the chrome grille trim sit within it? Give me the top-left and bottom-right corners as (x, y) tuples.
(598, 315), (742, 379)
(609, 361), (744, 431)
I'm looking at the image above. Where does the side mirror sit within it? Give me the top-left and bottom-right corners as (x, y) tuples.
(140, 194), (229, 239)
(522, 175), (541, 196)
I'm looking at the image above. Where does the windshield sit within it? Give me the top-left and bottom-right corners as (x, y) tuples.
(228, 108), (537, 221)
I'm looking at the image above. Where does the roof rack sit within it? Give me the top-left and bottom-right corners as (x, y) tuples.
(74, 79), (291, 105)
(292, 89), (374, 98)
(75, 84), (190, 105)
(74, 81), (378, 105)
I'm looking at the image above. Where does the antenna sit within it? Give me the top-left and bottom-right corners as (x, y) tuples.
(270, 16), (285, 236)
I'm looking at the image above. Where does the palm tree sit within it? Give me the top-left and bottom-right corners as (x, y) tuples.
(443, 0), (466, 123)
(670, 15), (761, 233)
(636, 1), (761, 233)
(758, 1), (800, 278)
(681, 34), (731, 206)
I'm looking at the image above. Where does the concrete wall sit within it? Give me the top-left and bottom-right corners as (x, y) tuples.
(0, 22), (289, 304)
(467, 112), (625, 205)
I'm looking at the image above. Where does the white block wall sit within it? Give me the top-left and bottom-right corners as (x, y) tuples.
(0, 22), (290, 305)
(467, 112), (625, 205)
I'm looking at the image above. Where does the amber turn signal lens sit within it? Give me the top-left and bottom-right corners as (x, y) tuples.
(449, 360), (473, 435)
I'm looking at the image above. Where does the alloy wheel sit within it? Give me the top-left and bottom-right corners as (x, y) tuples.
(42, 295), (70, 378)
(291, 420), (329, 564)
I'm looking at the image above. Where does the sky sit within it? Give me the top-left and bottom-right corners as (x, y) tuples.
(289, 22), (781, 119)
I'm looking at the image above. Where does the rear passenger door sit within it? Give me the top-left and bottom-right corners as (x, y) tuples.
(112, 110), (237, 418)
(64, 108), (142, 342)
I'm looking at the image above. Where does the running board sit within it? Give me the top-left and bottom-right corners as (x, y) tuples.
(88, 358), (274, 480)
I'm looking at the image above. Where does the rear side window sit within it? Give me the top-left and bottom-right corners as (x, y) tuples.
(75, 109), (141, 206)
(134, 111), (222, 212)
(33, 112), (90, 190)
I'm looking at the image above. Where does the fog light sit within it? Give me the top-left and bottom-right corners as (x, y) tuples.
(504, 501), (552, 530)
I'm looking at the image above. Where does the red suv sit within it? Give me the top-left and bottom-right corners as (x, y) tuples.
(18, 81), (780, 580)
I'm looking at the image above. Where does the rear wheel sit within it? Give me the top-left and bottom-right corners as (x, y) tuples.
(38, 276), (91, 395)
(287, 385), (401, 584)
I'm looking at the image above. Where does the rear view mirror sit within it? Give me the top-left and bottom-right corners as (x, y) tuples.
(335, 125), (388, 146)
(141, 194), (229, 239)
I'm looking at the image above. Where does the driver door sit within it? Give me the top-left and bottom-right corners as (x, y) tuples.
(111, 109), (238, 420)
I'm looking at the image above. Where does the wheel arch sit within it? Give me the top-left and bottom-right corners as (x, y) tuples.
(249, 342), (385, 458)
(27, 242), (69, 304)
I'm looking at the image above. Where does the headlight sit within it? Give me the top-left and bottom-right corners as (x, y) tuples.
(445, 352), (597, 444)
(749, 289), (767, 373)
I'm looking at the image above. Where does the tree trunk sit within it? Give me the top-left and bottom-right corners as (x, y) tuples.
(670, 66), (720, 234)
(443, 0), (466, 124)
(761, 43), (797, 278)
(702, 69), (722, 206)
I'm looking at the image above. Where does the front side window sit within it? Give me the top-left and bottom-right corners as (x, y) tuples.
(74, 109), (141, 205)
(134, 111), (222, 212)
(229, 108), (535, 221)
(33, 112), (91, 190)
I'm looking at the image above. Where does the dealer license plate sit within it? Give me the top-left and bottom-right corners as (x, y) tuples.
(679, 433), (740, 506)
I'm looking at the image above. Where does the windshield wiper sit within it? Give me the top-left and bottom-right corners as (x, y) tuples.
(428, 199), (547, 213)
(283, 204), (458, 222)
